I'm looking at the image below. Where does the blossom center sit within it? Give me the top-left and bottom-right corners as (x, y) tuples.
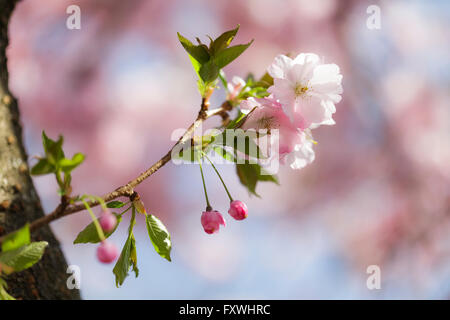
(294, 84), (309, 97)
(257, 116), (278, 131)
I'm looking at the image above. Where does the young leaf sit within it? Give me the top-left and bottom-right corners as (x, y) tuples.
(112, 233), (139, 287)
(213, 146), (236, 163)
(113, 210), (138, 287)
(177, 32), (210, 64)
(236, 163), (279, 196)
(0, 241), (48, 272)
(145, 214), (172, 262)
(226, 111), (247, 129)
(1, 224), (30, 252)
(213, 130), (266, 160)
(41, 131), (53, 155)
(199, 60), (220, 84)
(42, 132), (65, 165)
(59, 153), (85, 173)
(30, 159), (55, 175)
(214, 40), (253, 69)
(129, 235), (139, 278)
(73, 214), (122, 244)
(177, 32), (210, 80)
(255, 72), (274, 88)
(236, 163), (259, 197)
(106, 201), (126, 209)
(240, 86), (269, 99)
(0, 278), (15, 300)
(211, 25), (240, 54)
(112, 234), (133, 287)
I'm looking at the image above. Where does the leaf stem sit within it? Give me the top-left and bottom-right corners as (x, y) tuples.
(0, 102), (227, 244)
(119, 205), (132, 217)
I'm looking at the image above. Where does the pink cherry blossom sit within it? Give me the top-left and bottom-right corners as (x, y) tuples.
(283, 130), (316, 170)
(240, 96), (313, 165)
(99, 209), (117, 232)
(97, 241), (119, 264)
(240, 97), (302, 159)
(201, 210), (226, 234)
(267, 53), (343, 129)
(228, 200), (248, 220)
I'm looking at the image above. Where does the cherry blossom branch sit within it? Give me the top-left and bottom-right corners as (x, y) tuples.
(0, 98), (227, 242)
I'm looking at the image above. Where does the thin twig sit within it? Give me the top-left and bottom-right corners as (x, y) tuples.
(0, 103), (226, 243)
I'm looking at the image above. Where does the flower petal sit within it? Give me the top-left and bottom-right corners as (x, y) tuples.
(268, 54), (293, 79)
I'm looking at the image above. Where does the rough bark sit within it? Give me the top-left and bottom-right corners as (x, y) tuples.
(0, 0), (80, 299)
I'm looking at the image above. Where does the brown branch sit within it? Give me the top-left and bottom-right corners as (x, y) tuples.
(0, 101), (227, 243)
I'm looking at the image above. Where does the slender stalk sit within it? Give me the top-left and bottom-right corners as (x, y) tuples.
(81, 199), (105, 241)
(85, 195), (108, 210)
(118, 205), (132, 216)
(203, 152), (233, 202)
(0, 103), (228, 244)
(197, 153), (211, 210)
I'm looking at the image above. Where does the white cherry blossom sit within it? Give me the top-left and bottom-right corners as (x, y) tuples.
(267, 53), (343, 129)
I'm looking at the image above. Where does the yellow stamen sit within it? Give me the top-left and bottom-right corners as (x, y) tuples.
(257, 116), (277, 131)
(295, 84), (308, 96)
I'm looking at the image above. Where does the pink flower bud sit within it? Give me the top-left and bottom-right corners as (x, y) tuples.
(201, 210), (226, 234)
(228, 200), (248, 220)
(97, 240), (119, 264)
(99, 209), (117, 232)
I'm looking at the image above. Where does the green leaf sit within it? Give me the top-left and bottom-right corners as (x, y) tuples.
(112, 234), (133, 287)
(226, 111), (247, 129)
(255, 72), (274, 88)
(177, 32), (210, 63)
(30, 159), (55, 175)
(199, 60), (219, 84)
(213, 146), (236, 163)
(41, 131), (53, 155)
(129, 235), (139, 278)
(73, 214), (122, 244)
(240, 86), (269, 99)
(214, 40), (253, 69)
(236, 163), (279, 196)
(177, 32), (210, 66)
(106, 201), (126, 209)
(1, 224), (30, 252)
(145, 214), (172, 262)
(59, 153), (85, 173)
(211, 25), (240, 55)
(213, 129), (266, 159)
(0, 242), (48, 272)
(42, 131), (65, 165)
(0, 279), (15, 300)
(112, 233), (139, 287)
(113, 211), (138, 287)
(236, 163), (259, 197)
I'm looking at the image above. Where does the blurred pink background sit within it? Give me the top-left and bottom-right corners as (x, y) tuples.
(6, 0), (450, 299)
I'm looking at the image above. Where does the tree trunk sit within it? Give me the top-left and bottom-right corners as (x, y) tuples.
(0, 0), (80, 299)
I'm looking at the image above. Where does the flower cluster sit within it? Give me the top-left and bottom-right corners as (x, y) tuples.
(97, 209), (118, 264)
(240, 53), (343, 169)
(201, 200), (248, 234)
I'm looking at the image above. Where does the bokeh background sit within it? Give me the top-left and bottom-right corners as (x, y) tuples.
(6, 0), (450, 299)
